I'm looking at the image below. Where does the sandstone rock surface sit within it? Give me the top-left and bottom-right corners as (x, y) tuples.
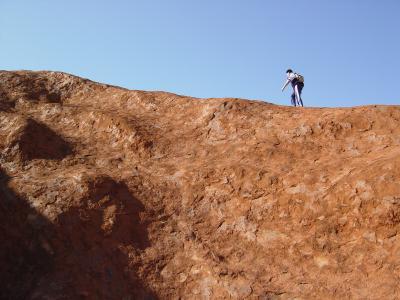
(1, 71), (400, 299)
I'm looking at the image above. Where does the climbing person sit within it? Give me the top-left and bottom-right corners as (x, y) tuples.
(281, 69), (304, 107)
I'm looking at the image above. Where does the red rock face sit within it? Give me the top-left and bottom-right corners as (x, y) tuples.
(1, 70), (400, 299)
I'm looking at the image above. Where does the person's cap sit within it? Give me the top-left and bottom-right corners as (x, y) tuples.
(286, 69), (293, 74)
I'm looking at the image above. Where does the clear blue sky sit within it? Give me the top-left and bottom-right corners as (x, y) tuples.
(1, 0), (399, 107)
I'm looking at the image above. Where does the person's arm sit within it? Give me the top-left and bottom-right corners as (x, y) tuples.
(282, 73), (295, 91)
(281, 79), (290, 91)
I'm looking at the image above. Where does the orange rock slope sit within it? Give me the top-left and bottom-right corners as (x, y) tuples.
(1, 71), (400, 299)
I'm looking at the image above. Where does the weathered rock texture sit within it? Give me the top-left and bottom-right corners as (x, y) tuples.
(1, 70), (400, 299)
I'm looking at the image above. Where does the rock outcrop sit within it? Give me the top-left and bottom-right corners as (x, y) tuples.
(1, 70), (400, 299)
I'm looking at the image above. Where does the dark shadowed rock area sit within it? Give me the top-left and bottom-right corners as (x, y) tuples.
(1, 70), (400, 299)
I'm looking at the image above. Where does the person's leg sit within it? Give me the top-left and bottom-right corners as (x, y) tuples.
(291, 92), (296, 106)
(294, 84), (303, 107)
(296, 84), (304, 107)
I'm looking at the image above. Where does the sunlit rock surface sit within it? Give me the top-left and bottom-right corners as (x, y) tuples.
(1, 71), (400, 299)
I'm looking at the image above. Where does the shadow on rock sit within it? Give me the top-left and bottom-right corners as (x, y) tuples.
(0, 169), (158, 299)
(0, 168), (54, 299)
(18, 119), (73, 160)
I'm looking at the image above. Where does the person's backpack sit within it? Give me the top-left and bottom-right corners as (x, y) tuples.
(295, 73), (304, 83)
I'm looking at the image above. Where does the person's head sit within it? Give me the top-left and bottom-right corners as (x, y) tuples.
(286, 69), (293, 74)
